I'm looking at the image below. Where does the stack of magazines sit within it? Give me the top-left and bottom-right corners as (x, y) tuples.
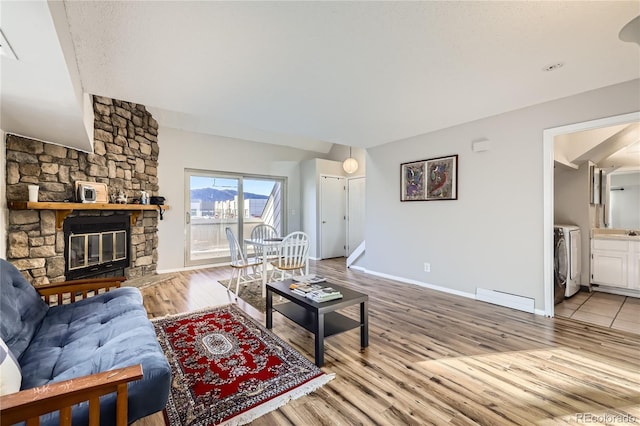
(290, 283), (343, 302)
(305, 286), (343, 302)
(292, 274), (327, 284)
(290, 284), (319, 296)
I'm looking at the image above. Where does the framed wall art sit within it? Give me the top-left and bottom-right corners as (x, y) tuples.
(400, 154), (458, 201)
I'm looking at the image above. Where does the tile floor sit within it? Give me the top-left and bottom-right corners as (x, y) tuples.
(555, 290), (640, 334)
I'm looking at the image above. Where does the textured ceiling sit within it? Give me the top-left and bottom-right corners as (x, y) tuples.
(1, 1), (639, 153)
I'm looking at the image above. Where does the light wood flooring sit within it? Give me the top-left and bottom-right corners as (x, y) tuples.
(135, 258), (640, 426)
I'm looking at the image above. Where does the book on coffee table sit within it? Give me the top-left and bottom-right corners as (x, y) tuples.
(290, 283), (320, 295)
(292, 274), (327, 284)
(306, 287), (343, 302)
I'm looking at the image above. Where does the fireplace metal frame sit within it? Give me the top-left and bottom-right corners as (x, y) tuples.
(63, 215), (131, 280)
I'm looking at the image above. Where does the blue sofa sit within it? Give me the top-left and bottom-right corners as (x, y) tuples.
(0, 259), (170, 425)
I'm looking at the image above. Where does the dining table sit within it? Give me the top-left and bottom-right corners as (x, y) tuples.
(243, 237), (284, 297)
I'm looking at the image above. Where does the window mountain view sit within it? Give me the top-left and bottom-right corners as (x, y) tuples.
(186, 174), (282, 264)
(190, 187), (268, 203)
(190, 188), (269, 218)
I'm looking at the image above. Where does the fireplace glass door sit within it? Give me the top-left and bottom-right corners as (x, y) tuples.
(68, 230), (127, 271)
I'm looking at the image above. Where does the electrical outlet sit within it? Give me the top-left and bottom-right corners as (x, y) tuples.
(424, 262), (431, 272)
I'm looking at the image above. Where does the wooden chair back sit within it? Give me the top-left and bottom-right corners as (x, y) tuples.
(276, 231), (309, 271)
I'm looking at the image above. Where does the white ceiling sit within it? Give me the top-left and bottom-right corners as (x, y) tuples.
(555, 122), (640, 171)
(1, 1), (639, 153)
(0, 1), (93, 151)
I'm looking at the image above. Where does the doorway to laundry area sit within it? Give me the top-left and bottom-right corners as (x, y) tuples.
(544, 111), (639, 334)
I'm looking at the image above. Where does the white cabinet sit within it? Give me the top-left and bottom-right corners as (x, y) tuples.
(591, 252), (628, 288)
(632, 243), (640, 290)
(591, 238), (640, 290)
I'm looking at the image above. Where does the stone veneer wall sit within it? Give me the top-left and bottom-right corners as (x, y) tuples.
(5, 96), (160, 285)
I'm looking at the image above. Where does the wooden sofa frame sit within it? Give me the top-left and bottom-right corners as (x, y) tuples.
(0, 277), (144, 426)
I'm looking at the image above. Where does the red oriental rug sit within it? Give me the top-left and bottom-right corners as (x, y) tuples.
(152, 304), (334, 426)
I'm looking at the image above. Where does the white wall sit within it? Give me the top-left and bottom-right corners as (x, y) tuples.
(554, 165), (589, 227)
(554, 163), (594, 286)
(156, 127), (324, 272)
(1, 129), (6, 259)
(301, 160), (318, 258)
(363, 79), (640, 311)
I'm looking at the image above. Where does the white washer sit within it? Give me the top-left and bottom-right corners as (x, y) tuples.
(554, 224), (582, 298)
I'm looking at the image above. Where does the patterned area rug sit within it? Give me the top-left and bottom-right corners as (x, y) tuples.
(153, 304), (334, 426)
(217, 278), (287, 313)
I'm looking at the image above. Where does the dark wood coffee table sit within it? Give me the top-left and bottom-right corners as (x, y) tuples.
(266, 279), (369, 367)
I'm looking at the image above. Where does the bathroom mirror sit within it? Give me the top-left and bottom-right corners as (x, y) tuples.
(606, 170), (640, 229)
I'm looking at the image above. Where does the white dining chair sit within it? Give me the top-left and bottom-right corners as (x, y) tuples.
(270, 231), (310, 281)
(250, 224), (278, 240)
(250, 224), (280, 260)
(225, 227), (261, 297)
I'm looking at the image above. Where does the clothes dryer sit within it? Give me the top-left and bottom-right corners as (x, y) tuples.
(553, 227), (567, 304)
(554, 224), (582, 298)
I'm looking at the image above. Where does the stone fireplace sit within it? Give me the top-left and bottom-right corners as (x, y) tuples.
(5, 96), (161, 285)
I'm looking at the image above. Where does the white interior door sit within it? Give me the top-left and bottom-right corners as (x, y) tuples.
(347, 177), (365, 256)
(320, 176), (346, 259)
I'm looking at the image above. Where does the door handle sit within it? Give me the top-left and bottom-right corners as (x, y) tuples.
(322, 221), (326, 224)
(186, 212), (190, 224)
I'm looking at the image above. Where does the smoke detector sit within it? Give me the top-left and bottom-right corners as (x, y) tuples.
(0, 29), (18, 60)
(542, 63), (564, 72)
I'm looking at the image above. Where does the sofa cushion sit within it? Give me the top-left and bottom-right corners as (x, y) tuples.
(19, 287), (171, 425)
(0, 260), (48, 359)
(0, 337), (21, 395)
(19, 287), (145, 388)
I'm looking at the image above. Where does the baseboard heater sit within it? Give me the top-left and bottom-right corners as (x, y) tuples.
(475, 288), (535, 313)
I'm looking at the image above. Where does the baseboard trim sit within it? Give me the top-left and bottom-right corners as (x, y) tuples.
(359, 268), (541, 315)
(157, 262), (226, 274)
(592, 285), (640, 298)
(361, 268), (476, 300)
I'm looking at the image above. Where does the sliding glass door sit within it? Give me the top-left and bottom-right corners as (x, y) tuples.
(242, 178), (283, 239)
(185, 170), (285, 266)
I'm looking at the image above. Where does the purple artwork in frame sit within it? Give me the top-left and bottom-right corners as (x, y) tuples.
(401, 154), (458, 201)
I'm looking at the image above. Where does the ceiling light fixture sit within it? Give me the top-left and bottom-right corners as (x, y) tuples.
(542, 62), (564, 72)
(342, 147), (358, 174)
(0, 29), (18, 60)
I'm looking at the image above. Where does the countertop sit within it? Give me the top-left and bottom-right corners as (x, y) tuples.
(592, 228), (640, 241)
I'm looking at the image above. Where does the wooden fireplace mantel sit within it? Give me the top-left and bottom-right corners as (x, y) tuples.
(8, 201), (169, 230)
